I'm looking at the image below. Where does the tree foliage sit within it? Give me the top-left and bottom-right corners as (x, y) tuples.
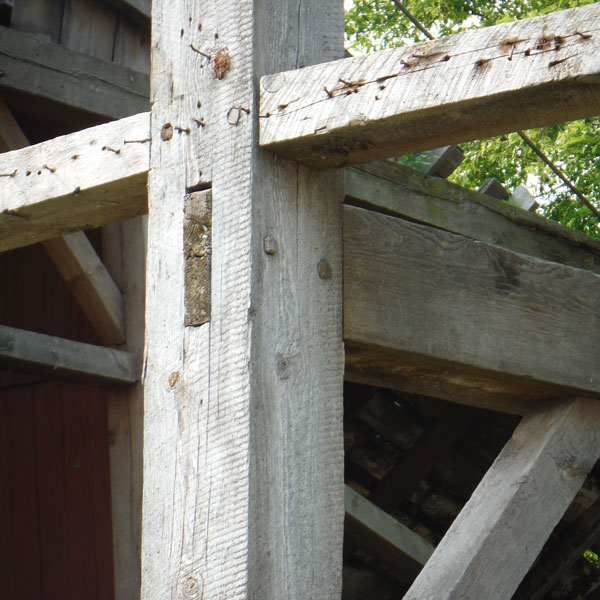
(345, 0), (600, 238)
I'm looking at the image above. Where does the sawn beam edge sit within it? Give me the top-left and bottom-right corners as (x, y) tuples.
(0, 324), (138, 384)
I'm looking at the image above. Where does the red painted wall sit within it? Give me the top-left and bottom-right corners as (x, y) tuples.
(0, 239), (115, 600)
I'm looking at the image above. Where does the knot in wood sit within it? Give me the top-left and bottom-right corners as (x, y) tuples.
(213, 50), (231, 79)
(161, 123), (174, 141)
(178, 574), (203, 599)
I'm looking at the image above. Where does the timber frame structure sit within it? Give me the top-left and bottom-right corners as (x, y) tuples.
(2, 1), (600, 598)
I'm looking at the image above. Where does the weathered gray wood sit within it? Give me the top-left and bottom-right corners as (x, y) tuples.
(61, 0), (117, 61)
(344, 161), (600, 275)
(0, 112), (149, 251)
(260, 4), (600, 168)
(10, 0), (65, 43)
(343, 205), (600, 414)
(103, 0), (150, 28)
(0, 94), (126, 346)
(514, 495), (600, 600)
(479, 177), (508, 200)
(43, 233), (126, 345)
(141, 1), (345, 598)
(511, 184), (540, 212)
(404, 398), (600, 600)
(344, 485), (434, 580)
(112, 17), (150, 74)
(102, 215), (147, 600)
(419, 146), (464, 178)
(0, 94), (27, 152)
(0, 25), (149, 120)
(0, 324), (137, 383)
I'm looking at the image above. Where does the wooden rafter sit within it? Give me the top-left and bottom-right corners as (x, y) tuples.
(514, 495), (600, 599)
(43, 234), (126, 346)
(404, 398), (600, 599)
(345, 485), (434, 580)
(345, 161), (600, 273)
(259, 4), (600, 168)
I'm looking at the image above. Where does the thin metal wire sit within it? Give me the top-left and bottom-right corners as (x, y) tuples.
(391, 0), (599, 221)
(517, 131), (600, 221)
(390, 0), (434, 40)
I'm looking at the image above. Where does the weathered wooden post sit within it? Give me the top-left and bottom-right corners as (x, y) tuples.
(141, 1), (346, 597)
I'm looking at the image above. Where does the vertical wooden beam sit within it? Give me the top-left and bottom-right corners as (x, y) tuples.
(404, 398), (600, 600)
(142, 1), (344, 599)
(102, 217), (147, 600)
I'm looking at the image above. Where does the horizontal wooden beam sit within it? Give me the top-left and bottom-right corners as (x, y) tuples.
(404, 397), (600, 600)
(343, 205), (600, 414)
(0, 25), (149, 121)
(0, 94), (126, 346)
(344, 485), (434, 581)
(345, 161), (600, 275)
(260, 4), (600, 168)
(0, 325), (138, 384)
(0, 112), (149, 252)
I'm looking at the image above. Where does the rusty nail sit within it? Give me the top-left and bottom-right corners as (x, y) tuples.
(190, 44), (212, 59)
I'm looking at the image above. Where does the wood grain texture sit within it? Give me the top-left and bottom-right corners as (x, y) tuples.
(0, 324), (138, 383)
(404, 398), (600, 600)
(102, 216), (147, 600)
(184, 191), (211, 326)
(514, 494), (600, 599)
(43, 233), (126, 346)
(10, 0), (65, 43)
(112, 17), (151, 74)
(345, 161), (600, 274)
(103, 0), (151, 28)
(260, 4), (600, 167)
(0, 95), (126, 346)
(0, 112), (149, 251)
(141, 1), (345, 599)
(0, 25), (149, 121)
(0, 95), (28, 152)
(60, 0), (118, 61)
(344, 205), (600, 414)
(345, 485), (434, 580)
